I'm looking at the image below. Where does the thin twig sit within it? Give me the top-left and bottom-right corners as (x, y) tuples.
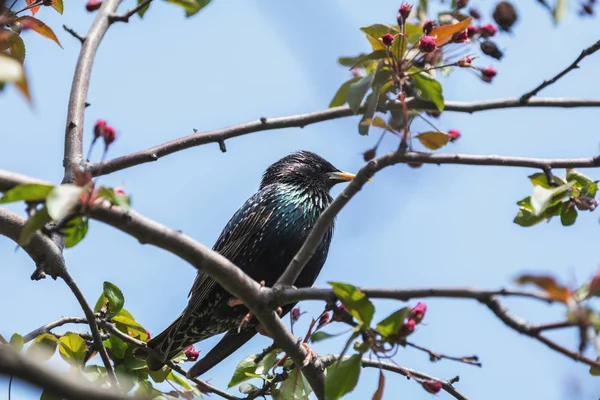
(59, 270), (118, 386)
(109, 0), (153, 23)
(319, 355), (469, 400)
(62, 25), (85, 44)
(100, 322), (240, 400)
(23, 316), (88, 343)
(530, 320), (576, 333)
(89, 97), (600, 177)
(0, 347), (131, 400)
(406, 341), (482, 367)
(521, 39), (600, 102)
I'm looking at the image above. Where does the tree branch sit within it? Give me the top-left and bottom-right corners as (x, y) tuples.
(0, 347), (131, 400)
(62, 25), (85, 43)
(521, 39), (600, 102)
(23, 316), (88, 343)
(0, 208), (66, 280)
(109, 0), (153, 23)
(89, 97), (600, 177)
(63, 0), (121, 183)
(319, 355), (468, 400)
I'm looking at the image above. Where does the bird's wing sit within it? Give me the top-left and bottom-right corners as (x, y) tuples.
(177, 191), (276, 333)
(186, 328), (257, 378)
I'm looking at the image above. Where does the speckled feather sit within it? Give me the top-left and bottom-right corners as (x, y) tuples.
(142, 151), (345, 373)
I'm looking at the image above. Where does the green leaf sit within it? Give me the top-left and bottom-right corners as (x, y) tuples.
(40, 390), (61, 400)
(167, 371), (196, 392)
(553, 0), (568, 24)
(0, 183), (54, 204)
(376, 307), (409, 338)
(227, 354), (257, 388)
(560, 204), (577, 226)
(97, 187), (131, 212)
(46, 184), (85, 221)
(528, 172), (565, 188)
(530, 183), (573, 215)
(590, 357), (600, 376)
(19, 206), (51, 246)
(566, 169), (595, 188)
(584, 181), (598, 197)
(358, 93), (379, 135)
(325, 354), (362, 400)
(63, 216), (89, 248)
(58, 332), (87, 366)
(103, 281), (125, 316)
(149, 365), (171, 383)
(26, 333), (58, 362)
(255, 349), (279, 375)
(275, 368), (312, 400)
(94, 293), (108, 313)
(115, 364), (139, 393)
(329, 77), (361, 108)
(310, 331), (344, 343)
(347, 72), (374, 114)
(0, 53), (30, 101)
(111, 315), (148, 341)
(329, 282), (375, 327)
(239, 383), (259, 395)
(10, 333), (24, 351)
(104, 334), (128, 359)
(346, 50), (388, 70)
(513, 207), (545, 227)
(51, 0), (63, 14)
(137, 0), (151, 17)
(0, 29), (26, 63)
(417, 131), (450, 150)
(165, 0), (211, 17)
(411, 70), (444, 110)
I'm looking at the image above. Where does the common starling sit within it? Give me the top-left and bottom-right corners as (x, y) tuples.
(138, 151), (356, 376)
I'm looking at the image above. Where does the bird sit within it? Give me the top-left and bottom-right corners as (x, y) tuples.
(136, 150), (356, 376)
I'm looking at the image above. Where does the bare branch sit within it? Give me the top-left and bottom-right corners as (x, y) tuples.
(483, 296), (600, 369)
(0, 347), (131, 400)
(406, 341), (481, 367)
(270, 286), (552, 306)
(23, 316), (88, 343)
(59, 269), (118, 384)
(0, 208), (66, 280)
(62, 25), (85, 43)
(89, 97), (600, 177)
(109, 0), (153, 23)
(101, 322), (241, 400)
(319, 355), (468, 400)
(521, 39), (600, 102)
(63, 0), (122, 183)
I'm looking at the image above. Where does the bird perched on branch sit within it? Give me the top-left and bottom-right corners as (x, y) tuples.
(135, 150), (356, 376)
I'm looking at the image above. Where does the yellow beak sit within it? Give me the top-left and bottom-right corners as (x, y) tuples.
(328, 171), (372, 183)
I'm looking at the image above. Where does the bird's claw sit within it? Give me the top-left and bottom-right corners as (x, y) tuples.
(301, 342), (317, 367)
(227, 298), (244, 307)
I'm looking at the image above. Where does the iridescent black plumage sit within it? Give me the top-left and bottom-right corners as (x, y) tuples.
(141, 151), (354, 375)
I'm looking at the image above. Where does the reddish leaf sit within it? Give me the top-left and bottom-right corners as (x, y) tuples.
(52, 0), (64, 14)
(430, 17), (473, 46)
(417, 131), (450, 150)
(26, 0), (41, 15)
(372, 370), (385, 400)
(17, 16), (63, 49)
(515, 274), (572, 303)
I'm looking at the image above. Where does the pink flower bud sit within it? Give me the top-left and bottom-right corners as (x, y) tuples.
(93, 120), (106, 139)
(410, 302), (427, 323)
(86, 0), (102, 12)
(480, 23), (498, 38)
(480, 66), (497, 83)
(399, 319), (416, 336)
(317, 312), (331, 329)
(363, 148), (376, 162)
(457, 56), (473, 67)
(103, 125), (116, 146)
(291, 307), (302, 323)
(419, 35), (436, 53)
(183, 345), (199, 361)
(467, 25), (479, 37)
(398, 3), (413, 21)
(381, 33), (395, 47)
(452, 30), (469, 43)
(469, 8), (481, 19)
(448, 129), (461, 142)
(422, 379), (443, 394)
(408, 162), (423, 169)
(422, 20), (435, 35)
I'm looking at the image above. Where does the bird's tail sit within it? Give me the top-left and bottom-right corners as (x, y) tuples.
(134, 314), (194, 371)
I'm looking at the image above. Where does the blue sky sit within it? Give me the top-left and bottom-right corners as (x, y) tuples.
(2, 0), (600, 399)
